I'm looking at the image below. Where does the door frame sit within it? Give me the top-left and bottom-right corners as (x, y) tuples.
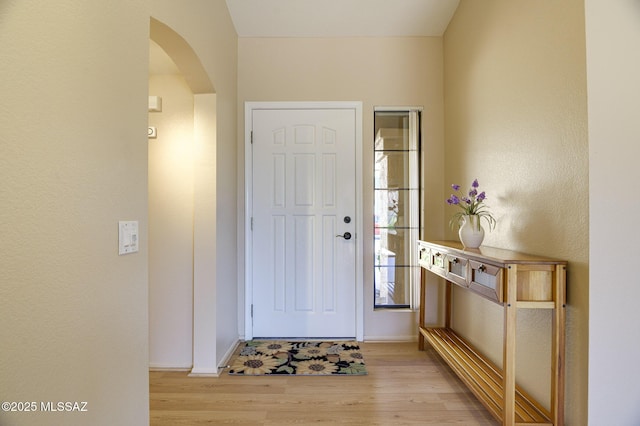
(244, 101), (364, 341)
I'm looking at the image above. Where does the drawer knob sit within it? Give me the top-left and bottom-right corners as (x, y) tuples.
(478, 264), (486, 272)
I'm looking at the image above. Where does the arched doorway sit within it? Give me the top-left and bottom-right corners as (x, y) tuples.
(148, 17), (218, 375)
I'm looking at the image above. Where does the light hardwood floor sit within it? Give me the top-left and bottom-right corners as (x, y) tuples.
(150, 341), (498, 425)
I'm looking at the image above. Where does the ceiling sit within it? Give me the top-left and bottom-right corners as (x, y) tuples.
(224, 0), (460, 37)
(150, 1), (460, 74)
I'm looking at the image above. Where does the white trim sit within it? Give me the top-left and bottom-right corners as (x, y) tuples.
(243, 104), (254, 340)
(188, 367), (219, 376)
(187, 338), (242, 377)
(149, 367), (191, 372)
(244, 101), (364, 341)
(353, 104), (364, 342)
(188, 371), (219, 377)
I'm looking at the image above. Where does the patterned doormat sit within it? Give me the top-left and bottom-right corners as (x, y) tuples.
(227, 340), (367, 375)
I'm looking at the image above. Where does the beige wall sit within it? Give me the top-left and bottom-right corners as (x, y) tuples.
(238, 37), (445, 339)
(148, 72), (195, 368)
(585, 1), (640, 424)
(0, 1), (151, 425)
(0, 1), (238, 424)
(443, 0), (588, 423)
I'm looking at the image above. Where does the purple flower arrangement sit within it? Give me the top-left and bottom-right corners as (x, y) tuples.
(446, 179), (496, 231)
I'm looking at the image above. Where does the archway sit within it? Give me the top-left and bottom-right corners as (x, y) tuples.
(148, 17), (218, 375)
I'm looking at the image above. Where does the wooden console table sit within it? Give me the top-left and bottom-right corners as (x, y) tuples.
(417, 240), (566, 425)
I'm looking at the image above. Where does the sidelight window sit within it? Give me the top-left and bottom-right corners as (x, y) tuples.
(373, 109), (421, 309)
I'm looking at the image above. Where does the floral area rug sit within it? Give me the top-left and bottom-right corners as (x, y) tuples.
(227, 340), (367, 376)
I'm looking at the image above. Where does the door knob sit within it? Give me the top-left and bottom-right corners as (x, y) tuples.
(336, 232), (352, 240)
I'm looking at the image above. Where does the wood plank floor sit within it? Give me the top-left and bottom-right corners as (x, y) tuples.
(150, 342), (498, 425)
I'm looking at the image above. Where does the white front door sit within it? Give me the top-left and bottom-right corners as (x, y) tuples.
(249, 106), (358, 338)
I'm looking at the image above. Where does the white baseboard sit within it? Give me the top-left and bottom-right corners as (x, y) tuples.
(149, 365), (191, 371)
(149, 365), (192, 371)
(188, 370), (219, 377)
(188, 338), (242, 377)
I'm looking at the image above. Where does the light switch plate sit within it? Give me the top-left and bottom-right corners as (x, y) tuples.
(118, 221), (139, 255)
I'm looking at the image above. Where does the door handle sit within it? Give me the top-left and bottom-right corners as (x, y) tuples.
(336, 232), (352, 240)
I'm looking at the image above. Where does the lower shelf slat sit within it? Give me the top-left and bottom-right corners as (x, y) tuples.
(420, 326), (552, 425)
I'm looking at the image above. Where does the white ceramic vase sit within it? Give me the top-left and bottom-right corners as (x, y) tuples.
(458, 214), (484, 249)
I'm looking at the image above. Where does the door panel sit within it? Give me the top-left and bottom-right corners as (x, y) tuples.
(251, 108), (356, 338)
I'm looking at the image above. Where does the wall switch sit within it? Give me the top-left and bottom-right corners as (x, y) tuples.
(119, 221), (139, 255)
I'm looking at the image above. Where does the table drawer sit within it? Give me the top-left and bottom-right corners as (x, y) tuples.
(469, 260), (503, 303)
(418, 244), (430, 269)
(430, 250), (447, 277)
(445, 254), (469, 287)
